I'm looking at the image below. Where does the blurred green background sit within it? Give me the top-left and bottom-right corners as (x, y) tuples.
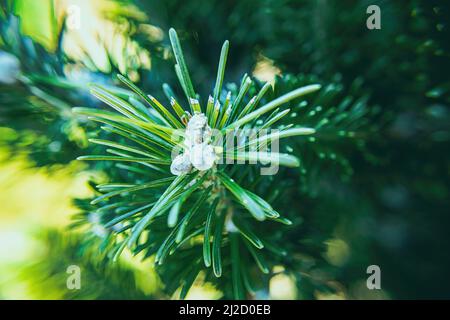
(0, 0), (449, 299)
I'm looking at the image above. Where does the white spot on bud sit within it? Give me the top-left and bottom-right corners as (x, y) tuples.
(187, 113), (208, 130)
(214, 99), (220, 111)
(190, 144), (216, 171)
(170, 153), (192, 175)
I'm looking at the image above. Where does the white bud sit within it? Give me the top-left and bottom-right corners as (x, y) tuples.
(187, 113), (208, 130)
(190, 144), (216, 171)
(186, 113), (212, 145)
(171, 113), (216, 175)
(170, 153), (192, 175)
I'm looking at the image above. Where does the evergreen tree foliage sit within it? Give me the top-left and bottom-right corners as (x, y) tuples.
(0, 0), (449, 299)
(70, 29), (378, 299)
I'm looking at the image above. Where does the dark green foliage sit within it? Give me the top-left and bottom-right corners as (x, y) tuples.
(70, 27), (380, 299)
(20, 230), (159, 299)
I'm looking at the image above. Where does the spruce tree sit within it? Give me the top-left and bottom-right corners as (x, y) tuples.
(70, 29), (375, 299)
